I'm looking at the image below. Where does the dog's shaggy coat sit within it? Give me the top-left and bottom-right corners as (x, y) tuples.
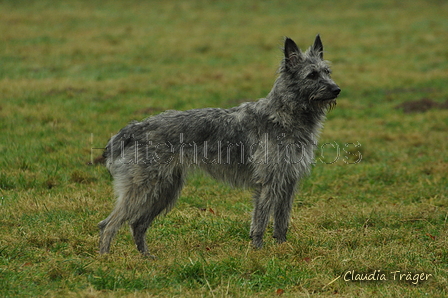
(99, 35), (340, 255)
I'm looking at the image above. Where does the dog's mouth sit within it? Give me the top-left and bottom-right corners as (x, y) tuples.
(319, 88), (340, 110)
(308, 86), (340, 111)
(324, 95), (338, 101)
(310, 86), (341, 102)
(325, 89), (341, 102)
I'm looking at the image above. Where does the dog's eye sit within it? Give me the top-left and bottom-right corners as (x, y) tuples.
(307, 71), (318, 79)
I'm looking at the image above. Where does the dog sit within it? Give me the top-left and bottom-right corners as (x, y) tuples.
(99, 35), (340, 255)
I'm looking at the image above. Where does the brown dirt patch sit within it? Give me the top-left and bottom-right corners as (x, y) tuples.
(395, 98), (448, 114)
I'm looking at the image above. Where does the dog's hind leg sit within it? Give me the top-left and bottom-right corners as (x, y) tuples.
(129, 169), (184, 256)
(98, 193), (130, 254)
(99, 177), (151, 254)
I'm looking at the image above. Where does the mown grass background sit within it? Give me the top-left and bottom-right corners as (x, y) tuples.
(1, 0), (447, 297)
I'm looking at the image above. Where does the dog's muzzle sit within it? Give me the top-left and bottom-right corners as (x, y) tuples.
(331, 86), (341, 99)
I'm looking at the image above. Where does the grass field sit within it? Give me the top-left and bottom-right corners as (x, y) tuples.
(1, 0), (447, 296)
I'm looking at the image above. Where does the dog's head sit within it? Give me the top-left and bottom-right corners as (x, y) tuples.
(282, 35), (340, 111)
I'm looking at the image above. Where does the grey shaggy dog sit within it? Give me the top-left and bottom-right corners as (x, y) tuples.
(99, 35), (340, 256)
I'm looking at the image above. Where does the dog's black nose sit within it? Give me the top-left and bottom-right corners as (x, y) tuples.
(332, 86), (341, 96)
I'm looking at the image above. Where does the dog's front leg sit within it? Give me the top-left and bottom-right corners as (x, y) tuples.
(272, 182), (296, 243)
(249, 185), (276, 248)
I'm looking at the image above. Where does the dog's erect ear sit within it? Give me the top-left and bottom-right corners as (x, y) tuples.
(284, 37), (302, 67)
(312, 34), (323, 59)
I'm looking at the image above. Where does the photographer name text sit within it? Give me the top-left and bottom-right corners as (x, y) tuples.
(343, 270), (432, 285)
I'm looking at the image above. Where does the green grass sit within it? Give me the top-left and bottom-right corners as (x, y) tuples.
(1, 0), (447, 296)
